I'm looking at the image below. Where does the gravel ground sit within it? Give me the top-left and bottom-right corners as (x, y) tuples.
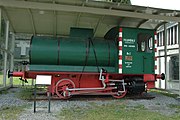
(127, 92), (180, 116)
(0, 88), (30, 109)
(0, 88), (180, 120)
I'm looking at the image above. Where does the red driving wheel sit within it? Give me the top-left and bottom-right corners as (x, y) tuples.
(56, 79), (75, 99)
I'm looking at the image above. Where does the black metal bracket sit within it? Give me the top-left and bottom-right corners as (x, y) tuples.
(34, 85), (51, 113)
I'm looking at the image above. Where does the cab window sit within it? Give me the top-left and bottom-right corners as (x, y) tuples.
(137, 33), (153, 53)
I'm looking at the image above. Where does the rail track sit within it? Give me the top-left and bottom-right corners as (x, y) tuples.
(27, 92), (155, 101)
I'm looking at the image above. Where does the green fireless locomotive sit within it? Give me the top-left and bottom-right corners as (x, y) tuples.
(9, 27), (165, 99)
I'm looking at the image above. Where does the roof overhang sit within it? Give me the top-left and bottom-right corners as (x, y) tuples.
(0, 0), (180, 38)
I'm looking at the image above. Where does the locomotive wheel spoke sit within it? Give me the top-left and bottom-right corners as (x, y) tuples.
(55, 79), (75, 99)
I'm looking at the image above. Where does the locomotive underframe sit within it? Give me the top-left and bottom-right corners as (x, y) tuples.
(10, 70), (161, 99)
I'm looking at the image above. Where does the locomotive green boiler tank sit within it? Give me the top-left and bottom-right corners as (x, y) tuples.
(29, 36), (118, 73)
(29, 27), (155, 74)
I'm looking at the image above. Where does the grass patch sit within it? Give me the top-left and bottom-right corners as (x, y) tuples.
(155, 102), (161, 105)
(0, 89), (8, 94)
(168, 104), (180, 114)
(59, 103), (180, 120)
(168, 104), (180, 109)
(133, 104), (145, 109)
(0, 74), (34, 86)
(150, 89), (179, 98)
(15, 87), (35, 100)
(16, 87), (34, 100)
(0, 74), (3, 85)
(13, 78), (34, 86)
(15, 86), (46, 100)
(0, 73), (9, 85)
(0, 105), (26, 120)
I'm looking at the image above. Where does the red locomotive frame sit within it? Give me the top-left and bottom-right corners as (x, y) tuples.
(9, 69), (164, 99)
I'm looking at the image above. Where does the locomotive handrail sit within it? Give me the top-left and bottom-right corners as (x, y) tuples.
(67, 68), (108, 91)
(99, 68), (106, 80)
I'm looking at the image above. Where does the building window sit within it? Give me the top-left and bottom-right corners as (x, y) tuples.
(171, 27), (173, 45)
(168, 28), (170, 45)
(174, 25), (177, 44)
(161, 32), (164, 46)
(170, 55), (179, 80)
(157, 23), (179, 46)
(177, 25), (179, 44)
(157, 33), (160, 46)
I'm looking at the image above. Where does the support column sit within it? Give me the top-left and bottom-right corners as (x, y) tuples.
(10, 33), (15, 87)
(32, 79), (34, 86)
(178, 22), (180, 97)
(158, 52), (161, 88)
(177, 25), (179, 44)
(163, 23), (167, 89)
(0, 8), (1, 62)
(3, 21), (9, 87)
(173, 26), (175, 44)
(0, 8), (1, 35)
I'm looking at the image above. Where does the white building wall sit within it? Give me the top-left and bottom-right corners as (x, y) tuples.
(156, 23), (179, 93)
